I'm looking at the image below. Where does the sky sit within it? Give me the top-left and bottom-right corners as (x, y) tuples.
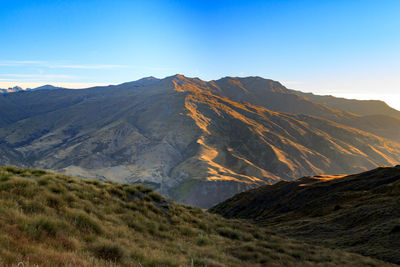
(0, 0), (399, 109)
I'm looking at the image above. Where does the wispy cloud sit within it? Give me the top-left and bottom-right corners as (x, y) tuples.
(49, 64), (176, 71)
(0, 60), (46, 66)
(1, 74), (77, 79)
(50, 64), (127, 69)
(0, 81), (110, 89)
(0, 60), (176, 71)
(0, 60), (125, 69)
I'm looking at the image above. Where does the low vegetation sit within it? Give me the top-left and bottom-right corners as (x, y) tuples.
(0, 166), (391, 266)
(211, 166), (400, 265)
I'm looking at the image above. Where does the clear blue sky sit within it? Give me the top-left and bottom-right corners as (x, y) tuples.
(1, 0), (399, 109)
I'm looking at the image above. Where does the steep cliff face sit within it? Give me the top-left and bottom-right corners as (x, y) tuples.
(1, 75), (400, 207)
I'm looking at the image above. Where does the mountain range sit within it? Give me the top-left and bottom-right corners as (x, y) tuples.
(0, 84), (62, 94)
(0, 75), (399, 208)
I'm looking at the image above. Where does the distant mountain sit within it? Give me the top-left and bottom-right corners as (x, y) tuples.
(0, 84), (63, 94)
(29, 84), (63, 91)
(210, 165), (400, 264)
(290, 89), (400, 118)
(208, 77), (400, 143)
(1, 75), (400, 208)
(0, 86), (24, 94)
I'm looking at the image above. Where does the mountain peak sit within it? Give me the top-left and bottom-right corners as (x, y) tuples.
(0, 86), (24, 93)
(164, 74), (189, 81)
(32, 85), (61, 91)
(10, 86), (23, 90)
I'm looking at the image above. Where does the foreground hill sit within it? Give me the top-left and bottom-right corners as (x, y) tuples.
(1, 75), (400, 208)
(0, 167), (390, 266)
(210, 166), (400, 264)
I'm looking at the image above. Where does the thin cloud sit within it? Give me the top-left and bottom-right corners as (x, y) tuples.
(0, 81), (110, 90)
(139, 66), (177, 71)
(0, 60), (46, 66)
(52, 64), (176, 71)
(1, 74), (78, 79)
(0, 60), (176, 71)
(50, 64), (127, 69)
(0, 60), (126, 69)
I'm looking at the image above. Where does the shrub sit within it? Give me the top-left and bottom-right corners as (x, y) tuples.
(179, 225), (196, 236)
(108, 187), (125, 199)
(31, 169), (47, 177)
(130, 249), (145, 262)
(34, 217), (58, 236)
(0, 172), (11, 182)
(135, 185), (153, 194)
(68, 211), (103, 234)
(148, 191), (163, 202)
(90, 240), (125, 262)
(195, 236), (210, 246)
(144, 221), (159, 235)
(5, 166), (24, 175)
(20, 200), (45, 214)
(23, 216), (60, 239)
(0, 179), (35, 197)
(38, 177), (50, 186)
(217, 227), (241, 240)
(127, 220), (146, 233)
(46, 194), (65, 211)
(143, 257), (179, 267)
(49, 184), (66, 194)
(85, 179), (100, 185)
(124, 186), (138, 196)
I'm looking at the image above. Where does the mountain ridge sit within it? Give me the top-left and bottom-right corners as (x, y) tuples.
(1, 75), (400, 207)
(290, 89), (400, 118)
(0, 84), (63, 94)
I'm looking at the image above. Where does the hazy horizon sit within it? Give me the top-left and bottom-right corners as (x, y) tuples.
(1, 74), (399, 111)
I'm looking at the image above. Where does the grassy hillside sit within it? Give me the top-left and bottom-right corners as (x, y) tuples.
(210, 166), (400, 264)
(0, 166), (391, 266)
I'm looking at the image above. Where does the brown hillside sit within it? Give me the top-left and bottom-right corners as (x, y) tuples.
(210, 166), (400, 264)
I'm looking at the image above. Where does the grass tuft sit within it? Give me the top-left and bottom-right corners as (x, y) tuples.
(90, 240), (125, 262)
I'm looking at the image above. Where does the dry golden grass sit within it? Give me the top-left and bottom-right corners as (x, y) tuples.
(0, 166), (392, 266)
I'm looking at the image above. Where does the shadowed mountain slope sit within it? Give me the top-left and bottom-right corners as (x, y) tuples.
(1, 75), (400, 208)
(1, 166), (391, 267)
(208, 77), (400, 143)
(210, 166), (400, 264)
(290, 89), (400, 118)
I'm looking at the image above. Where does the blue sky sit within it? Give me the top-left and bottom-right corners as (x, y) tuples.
(1, 0), (399, 109)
